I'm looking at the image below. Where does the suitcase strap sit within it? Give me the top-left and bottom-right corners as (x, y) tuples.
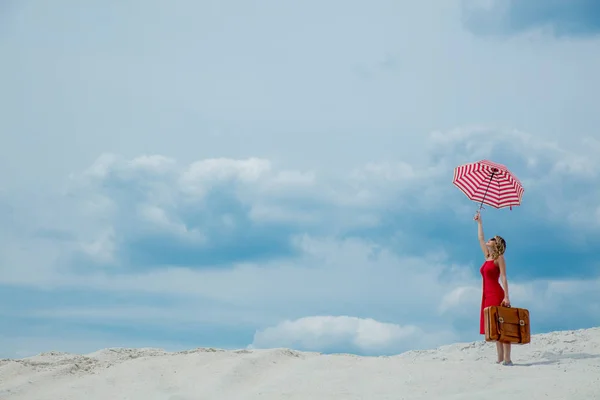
(516, 308), (527, 342)
(498, 307), (526, 342)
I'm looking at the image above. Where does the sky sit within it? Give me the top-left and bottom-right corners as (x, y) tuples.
(1, 0), (600, 358)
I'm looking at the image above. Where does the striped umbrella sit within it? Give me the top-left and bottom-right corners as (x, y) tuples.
(453, 160), (524, 210)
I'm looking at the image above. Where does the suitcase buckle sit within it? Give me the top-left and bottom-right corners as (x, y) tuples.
(498, 317), (504, 323)
(519, 320), (525, 326)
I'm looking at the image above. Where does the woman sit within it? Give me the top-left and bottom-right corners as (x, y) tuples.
(474, 211), (512, 366)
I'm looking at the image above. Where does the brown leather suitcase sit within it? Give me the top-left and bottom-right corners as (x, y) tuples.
(484, 305), (531, 344)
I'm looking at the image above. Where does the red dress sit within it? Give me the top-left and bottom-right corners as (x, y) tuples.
(480, 259), (505, 334)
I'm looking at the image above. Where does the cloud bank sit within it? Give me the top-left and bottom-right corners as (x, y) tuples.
(1, 127), (599, 358)
(250, 316), (451, 355)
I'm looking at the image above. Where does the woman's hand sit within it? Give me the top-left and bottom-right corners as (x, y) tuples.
(474, 212), (481, 223)
(502, 297), (511, 307)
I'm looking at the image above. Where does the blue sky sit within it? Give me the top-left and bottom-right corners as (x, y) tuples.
(1, 0), (600, 358)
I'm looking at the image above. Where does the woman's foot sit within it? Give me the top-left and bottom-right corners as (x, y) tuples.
(502, 360), (513, 366)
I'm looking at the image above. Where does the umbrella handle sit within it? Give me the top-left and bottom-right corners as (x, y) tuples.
(477, 171), (495, 210)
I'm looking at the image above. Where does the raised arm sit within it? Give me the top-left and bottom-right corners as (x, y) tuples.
(474, 212), (488, 258)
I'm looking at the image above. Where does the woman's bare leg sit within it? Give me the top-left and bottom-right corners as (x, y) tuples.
(495, 342), (504, 363)
(503, 343), (512, 363)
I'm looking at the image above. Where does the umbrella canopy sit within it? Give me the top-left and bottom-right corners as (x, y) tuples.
(453, 159), (524, 210)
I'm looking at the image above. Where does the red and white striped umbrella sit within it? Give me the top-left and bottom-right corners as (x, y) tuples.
(453, 160), (524, 210)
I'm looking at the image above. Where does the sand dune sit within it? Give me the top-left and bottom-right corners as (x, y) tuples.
(1, 327), (599, 399)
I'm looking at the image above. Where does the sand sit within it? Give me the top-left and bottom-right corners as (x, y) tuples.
(1, 327), (599, 400)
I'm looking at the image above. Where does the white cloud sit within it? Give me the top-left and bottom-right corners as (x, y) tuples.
(179, 157), (272, 197)
(248, 204), (320, 225)
(250, 316), (450, 354)
(56, 127), (600, 255)
(80, 228), (116, 265)
(0, 235), (458, 313)
(81, 153), (120, 180)
(4, 126), (600, 298)
(439, 276), (600, 329)
(438, 286), (480, 315)
(136, 203), (205, 242)
(1, 126), (599, 356)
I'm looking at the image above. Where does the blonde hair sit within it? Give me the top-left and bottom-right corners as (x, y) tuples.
(489, 235), (506, 260)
